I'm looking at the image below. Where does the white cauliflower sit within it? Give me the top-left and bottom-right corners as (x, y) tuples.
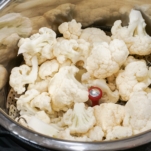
(53, 38), (91, 65)
(39, 59), (60, 79)
(16, 89), (40, 115)
(76, 39), (91, 65)
(111, 9), (151, 55)
(58, 19), (82, 39)
(27, 78), (49, 93)
(80, 27), (111, 44)
(30, 92), (53, 114)
(48, 66), (88, 111)
(116, 60), (151, 101)
(18, 27), (57, 65)
(106, 126), (132, 140)
(56, 129), (91, 141)
(122, 56), (139, 67)
(17, 89), (54, 122)
(123, 91), (151, 134)
(62, 103), (96, 134)
(53, 39), (79, 64)
(86, 126), (104, 141)
(85, 39), (129, 79)
(94, 103), (125, 132)
(9, 56), (38, 94)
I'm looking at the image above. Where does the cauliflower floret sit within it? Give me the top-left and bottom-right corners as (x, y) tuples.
(39, 59), (60, 79)
(76, 39), (91, 65)
(16, 89), (40, 115)
(9, 56), (38, 94)
(80, 27), (111, 44)
(21, 52), (47, 67)
(53, 39), (79, 64)
(62, 103), (96, 134)
(94, 103), (125, 132)
(53, 38), (91, 65)
(123, 91), (151, 134)
(58, 19), (82, 39)
(18, 27), (57, 65)
(85, 39), (129, 79)
(111, 9), (151, 55)
(122, 55), (139, 67)
(86, 126), (104, 141)
(17, 89), (54, 121)
(106, 126), (132, 140)
(30, 92), (53, 114)
(56, 129), (91, 141)
(27, 78), (49, 93)
(116, 60), (151, 101)
(48, 66), (88, 111)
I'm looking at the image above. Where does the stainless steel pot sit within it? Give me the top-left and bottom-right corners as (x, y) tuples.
(0, 0), (151, 150)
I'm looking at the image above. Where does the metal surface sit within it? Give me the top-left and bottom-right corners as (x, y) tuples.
(0, 0), (151, 150)
(0, 0), (11, 10)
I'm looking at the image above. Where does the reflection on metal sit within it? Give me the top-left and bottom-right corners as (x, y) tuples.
(0, 0), (12, 10)
(145, 55), (151, 66)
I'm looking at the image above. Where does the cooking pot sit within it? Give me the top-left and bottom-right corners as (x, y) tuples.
(0, 0), (151, 150)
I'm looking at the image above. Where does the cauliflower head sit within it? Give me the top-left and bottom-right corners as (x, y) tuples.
(30, 92), (53, 114)
(16, 89), (40, 115)
(39, 59), (60, 79)
(62, 103), (96, 134)
(9, 56), (38, 94)
(85, 39), (129, 79)
(123, 91), (151, 134)
(53, 39), (79, 64)
(94, 103), (125, 132)
(106, 126), (132, 140)
(56, 128), (91, 141)
(18, 27), (57, 65)
(116, 60), (151, 101)
(48, 66), (88, 111)
(111, 9), (151, 55)
(80, 27), (111, 44)
(86, 126), (104, 141)
(58, 19), (82, 39)
(27, 78), (49, 93)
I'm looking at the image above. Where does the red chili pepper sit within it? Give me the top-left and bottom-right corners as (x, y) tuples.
(88, 86), (102, 107)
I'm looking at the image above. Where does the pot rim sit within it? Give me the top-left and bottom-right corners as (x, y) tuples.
(0, 109), (151, 151)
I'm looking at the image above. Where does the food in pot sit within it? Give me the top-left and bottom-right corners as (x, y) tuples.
(8, 9), (151, 141)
